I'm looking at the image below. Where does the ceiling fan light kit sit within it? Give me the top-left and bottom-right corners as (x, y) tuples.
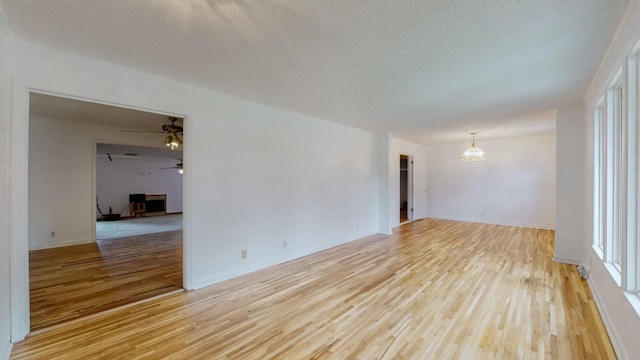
(123, 116), (183, 150)
(165, 133), (182, 150)
(163, 117), (183, 150)
(164, 135), (173, 147)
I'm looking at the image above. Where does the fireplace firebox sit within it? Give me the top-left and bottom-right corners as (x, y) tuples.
(144, 194), (166, 216)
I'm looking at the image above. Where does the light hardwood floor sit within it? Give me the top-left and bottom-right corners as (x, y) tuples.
(13, 219), (615, 359)
(29, 230), (183, 330)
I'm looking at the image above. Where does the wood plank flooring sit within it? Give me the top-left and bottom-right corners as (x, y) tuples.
(400, 208), (409, 223)
(13, 219), (615, 359)
(29, 230), (183, 330)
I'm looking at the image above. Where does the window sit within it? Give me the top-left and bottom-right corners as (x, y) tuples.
(593, 50), (640, 295)
(597, 69), (625, 275)
(609, 81), (624, 269)
(593, 52), (640, 299)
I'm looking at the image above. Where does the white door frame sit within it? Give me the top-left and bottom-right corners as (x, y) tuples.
(10, 86), (192, 342)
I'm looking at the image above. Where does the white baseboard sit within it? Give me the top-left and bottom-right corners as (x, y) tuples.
(193, 259), (281, 290)
(29, 237), (93, 251)
(552, 255), (582, 265)
(1, 342), (12, 360)
(193, 234), (375, 290)
(426, 215), (556, 230)
(588, 277), (627, 360)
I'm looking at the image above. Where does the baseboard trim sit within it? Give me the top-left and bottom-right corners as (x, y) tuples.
(29, 237), (93, 251)
(588, 277), (626, 360)
(193, 241), (347, 290)
(426, 216), (556, 230)
(552, 255), (582, 265)
(193, 233), (380, 290)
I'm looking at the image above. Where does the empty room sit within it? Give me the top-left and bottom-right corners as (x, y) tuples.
(1, 1), (640, 359)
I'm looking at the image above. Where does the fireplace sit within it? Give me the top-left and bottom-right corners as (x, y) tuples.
(145, 194), (166, 216)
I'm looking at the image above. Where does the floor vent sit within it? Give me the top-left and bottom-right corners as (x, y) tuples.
(577, 265), (589, 280)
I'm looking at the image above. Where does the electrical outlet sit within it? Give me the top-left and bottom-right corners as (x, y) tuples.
(49, 231), (55, 238)
(241, 249), (247, 259)
(282, 241), (287, 249)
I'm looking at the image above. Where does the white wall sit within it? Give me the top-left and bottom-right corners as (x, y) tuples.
(376, 134), (391, 233)
(8, 39), (380, 340)
(555, 103), (586, 264)
(588, 258), (640, 359)
(425, 133), (556, 229)
(193, 105), (379, 288)
(582, 1), (640, 358)
(28, 115), (181, 250)
(96, 156), (183, 216)
(0, 5), (12, 360)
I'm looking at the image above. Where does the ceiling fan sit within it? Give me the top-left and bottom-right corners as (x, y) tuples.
(160, 159), (184, 174)
(121, 117), (183, 150)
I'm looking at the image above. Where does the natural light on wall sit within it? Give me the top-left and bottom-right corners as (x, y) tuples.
(460, 132), (487, 162)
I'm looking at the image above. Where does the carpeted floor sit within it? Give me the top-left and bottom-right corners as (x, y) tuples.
(96, 214), (183, 240)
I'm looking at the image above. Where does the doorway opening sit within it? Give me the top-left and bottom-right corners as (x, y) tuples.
(27, 93), (186, 330)
(400, 154), (413, 224)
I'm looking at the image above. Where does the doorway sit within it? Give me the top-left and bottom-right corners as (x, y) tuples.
(27, 93), (186, 330)
(400, 154), (413, 224)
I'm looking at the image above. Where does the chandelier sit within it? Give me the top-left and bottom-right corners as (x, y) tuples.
(460, 132), (487, 162)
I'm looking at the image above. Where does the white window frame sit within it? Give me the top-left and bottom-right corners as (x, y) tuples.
(603, 68), (625, 274)
(593, 97), (606, 256)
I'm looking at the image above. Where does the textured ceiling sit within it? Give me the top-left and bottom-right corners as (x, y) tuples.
(2, 0), (630, 143)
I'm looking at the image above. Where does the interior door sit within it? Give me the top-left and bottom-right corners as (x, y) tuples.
(400, 155), (413, 223)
